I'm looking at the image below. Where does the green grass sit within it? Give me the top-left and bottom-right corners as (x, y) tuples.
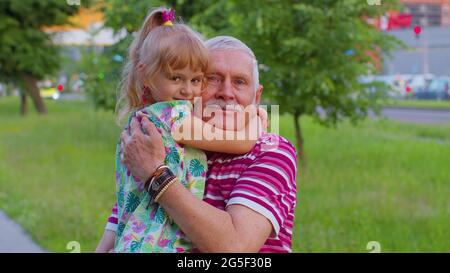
(0, 97), (121, 252)
(386, 99), (450, 110)
(1, 96), (449, 252)
(282, 115), (450, 252)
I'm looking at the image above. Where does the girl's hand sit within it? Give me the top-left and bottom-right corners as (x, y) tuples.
(245, 112), (264, 140)
(235, 104), (257, 131)
(257, 107), (269, 132)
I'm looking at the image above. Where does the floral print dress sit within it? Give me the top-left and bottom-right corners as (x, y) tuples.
(114, 100), (206, 253)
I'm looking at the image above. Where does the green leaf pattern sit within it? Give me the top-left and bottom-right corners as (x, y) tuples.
(114, 101), (206, 252)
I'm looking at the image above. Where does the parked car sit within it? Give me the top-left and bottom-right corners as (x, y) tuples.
(38, 79), (61, 100)
(413, 76), (450, 100)
(40, 87), (60, 100)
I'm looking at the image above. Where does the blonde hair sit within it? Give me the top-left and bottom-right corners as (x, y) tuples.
(116, 7), (209, 124)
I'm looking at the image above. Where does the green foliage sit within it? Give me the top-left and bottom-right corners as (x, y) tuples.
(102, 0), (165, 34)
(102, 0), (210, 34)
(191, 0), (404, 127)
(0, 0), (85, 83)
(78, 43), (124, 111)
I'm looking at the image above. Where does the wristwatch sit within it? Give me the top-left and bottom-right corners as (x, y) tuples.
(144, 165), (168, 192)
(145, 166), (176, 205)
(150, 170), (173, 193)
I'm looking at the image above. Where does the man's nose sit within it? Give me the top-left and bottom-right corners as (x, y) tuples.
(215, 78), (235, 101)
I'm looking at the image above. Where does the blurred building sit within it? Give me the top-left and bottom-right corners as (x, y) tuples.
(402, 0), (450, 27)
(41, 4), (126, 93)
(44, 5), (125, 61)
(380, 0), (450, 76)
(383, 26), (450, 75)
(44, 5), (125, 47)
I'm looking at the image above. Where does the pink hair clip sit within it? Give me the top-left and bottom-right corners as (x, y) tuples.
(162, 8), (175, 26)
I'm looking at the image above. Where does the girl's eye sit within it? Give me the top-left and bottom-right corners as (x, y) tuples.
(192, 78), (203, 84)
(172, 76), (182, 82)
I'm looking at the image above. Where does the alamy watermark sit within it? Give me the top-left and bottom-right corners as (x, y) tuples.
(66, 0), (81, 6)
(66, 241), (81, 253)
(367, 0), (382, 6)
(367, 241), (381, 253)
(136, 98), (281, 152)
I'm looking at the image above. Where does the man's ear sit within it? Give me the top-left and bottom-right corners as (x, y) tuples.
(255, 84), (263, 105)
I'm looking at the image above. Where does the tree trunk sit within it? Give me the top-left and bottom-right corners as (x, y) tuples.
(293, 112), (306, 169)
(22, 75), (47, 114)
(20, 92), (28, 116)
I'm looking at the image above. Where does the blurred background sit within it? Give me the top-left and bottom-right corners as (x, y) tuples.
(0, 0), (449, 253)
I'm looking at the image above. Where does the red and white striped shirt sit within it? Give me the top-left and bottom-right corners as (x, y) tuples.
(106, 133), (298, 252)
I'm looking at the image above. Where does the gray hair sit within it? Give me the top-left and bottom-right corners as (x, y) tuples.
(205, 36), (260, 91)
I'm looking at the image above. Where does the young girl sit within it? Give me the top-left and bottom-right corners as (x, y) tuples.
(114, 7), (263, 253)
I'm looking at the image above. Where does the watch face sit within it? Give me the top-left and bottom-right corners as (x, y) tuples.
(151, 180), (161, 191)
(154, 168), (164, 177)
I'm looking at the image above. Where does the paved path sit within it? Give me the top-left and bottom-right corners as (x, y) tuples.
(0, 210), (46, 253)
(317, 106), (450, 124)
(371, 107), (450, 124)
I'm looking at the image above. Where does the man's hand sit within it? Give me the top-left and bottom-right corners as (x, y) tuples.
(120, 115), (166, 182)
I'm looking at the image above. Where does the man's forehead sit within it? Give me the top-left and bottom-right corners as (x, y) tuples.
(208, 49), (253, 74)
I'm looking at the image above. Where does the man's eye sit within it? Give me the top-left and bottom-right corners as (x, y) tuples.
(207, 76), (219, 82)
(235, 79), (246, 85)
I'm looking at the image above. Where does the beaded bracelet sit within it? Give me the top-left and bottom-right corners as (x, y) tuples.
(154, 177), (178, 203)
(146, 171), (175, 209)
(146, 167), (176, 203)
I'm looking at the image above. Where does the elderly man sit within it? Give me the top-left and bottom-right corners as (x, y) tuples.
(96, 36), (297, 253)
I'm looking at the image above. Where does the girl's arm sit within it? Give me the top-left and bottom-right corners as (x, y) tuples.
(95, 229), (116, 253)
(172, 114), (263, 154)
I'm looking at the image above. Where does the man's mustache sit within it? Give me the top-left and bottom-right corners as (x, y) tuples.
(203, 99), (243, 112)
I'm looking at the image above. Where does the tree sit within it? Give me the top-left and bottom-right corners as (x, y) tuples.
(190, 0), (404, 167)
(102, 0), (210, 33)
(0, 0), (86, 115)
(94, 0), (404, 168)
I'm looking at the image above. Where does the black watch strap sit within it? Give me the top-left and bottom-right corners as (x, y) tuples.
(146, 167), (175, 206)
